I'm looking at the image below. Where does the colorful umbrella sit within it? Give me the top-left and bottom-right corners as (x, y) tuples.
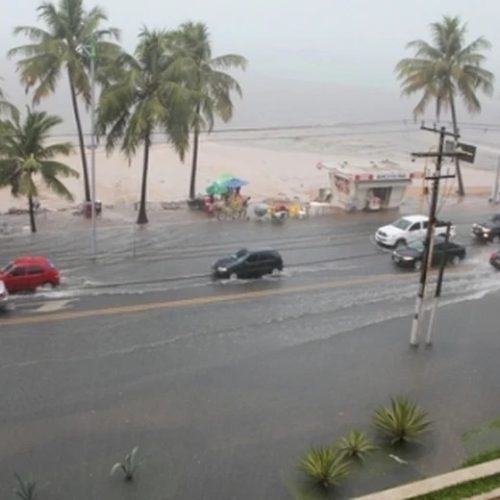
(222, 177), (249, 189)
(206, 181), (228, 195)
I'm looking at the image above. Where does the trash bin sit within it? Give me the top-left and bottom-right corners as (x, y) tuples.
(84, 202), (92, 219)
(83, 201), (102, 218)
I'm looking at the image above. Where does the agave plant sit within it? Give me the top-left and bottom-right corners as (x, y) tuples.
(373, 396), (431, 444)
(14, 472), (36, 500)
(338, 430), (376, 460)
(110, 446), (142, 482)
(298, 445), (351, 489)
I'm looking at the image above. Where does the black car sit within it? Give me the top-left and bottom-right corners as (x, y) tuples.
(212, 249), (284, 279)
(472, 214), (500, 242)
(392, 239), (466, 271)
(490, 250), (500, 270)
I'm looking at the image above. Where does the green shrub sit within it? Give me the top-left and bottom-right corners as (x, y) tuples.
(298, 445), (351, 489)
(14, 473), (36, 500)
(338, 430), (376, 460)
(110, 446), (142, 482)
(373, 396), (431, 444)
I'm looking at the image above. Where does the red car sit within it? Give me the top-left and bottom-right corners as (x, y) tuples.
(0, 256), (60, 293)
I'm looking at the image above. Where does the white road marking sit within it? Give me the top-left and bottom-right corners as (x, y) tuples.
(30, 300), (76, 314)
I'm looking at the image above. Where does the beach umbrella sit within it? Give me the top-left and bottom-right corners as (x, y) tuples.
(222, 177), (249, 189)
(206, 181), (228, 195)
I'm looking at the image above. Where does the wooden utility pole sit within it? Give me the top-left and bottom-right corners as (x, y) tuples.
(409, 126), (457, 346)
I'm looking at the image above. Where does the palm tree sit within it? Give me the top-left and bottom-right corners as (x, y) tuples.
(395, 15), (494, 196)
(9, 0), (120, 202)
(0, 106), (78, 233)
(98, 28), (191, 224)
(168, 22), (247, 199)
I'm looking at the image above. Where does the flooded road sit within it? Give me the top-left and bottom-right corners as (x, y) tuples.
(1, 211), (500, 498)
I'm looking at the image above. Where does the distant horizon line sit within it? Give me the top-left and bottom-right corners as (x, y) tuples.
(2, 118), (500, 140)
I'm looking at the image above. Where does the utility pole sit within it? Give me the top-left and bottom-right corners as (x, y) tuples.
(491, 155), (500, 205)
(409, 126), (457, 346)
(90, 34), (97, 257)
(425, 222), (452, 345)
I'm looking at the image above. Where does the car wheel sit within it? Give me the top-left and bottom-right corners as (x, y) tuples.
(451, 255), (461, 266)
(395, 239), (406, 248)
(229, 272), (238, 281)
(414, 260), (422, 271)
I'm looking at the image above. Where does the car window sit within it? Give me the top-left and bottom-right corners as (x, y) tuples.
(28, 266), (44, 275)
(232, 249), (248, 260)
(392, 218), (411, 230)
(10, 266), (26, 277)
(408, 240), (425, 252)
(422, 221), (428, 229)
(247, 254), (261, 263)
(409, 222), (421, 231)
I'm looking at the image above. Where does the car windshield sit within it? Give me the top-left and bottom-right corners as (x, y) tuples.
(392, 218), (412, 230)
(408, 240), (425, 252)
(231, 249), (249, 260)
(1, 262), (14, 274)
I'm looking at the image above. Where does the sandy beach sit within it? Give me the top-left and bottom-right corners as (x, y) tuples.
(0, 123), (498, 213)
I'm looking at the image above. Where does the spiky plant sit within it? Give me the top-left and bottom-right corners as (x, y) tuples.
(110, 446), (142, 482)
(298, 445), (351, 490)
(14, 473), (36, 500)
(338, 430), (376, 460)
(373, 396), (431, 444)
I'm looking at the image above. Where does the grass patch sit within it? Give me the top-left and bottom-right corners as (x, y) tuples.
(462, 449), (500, 467)
(409, 472), (500, 499)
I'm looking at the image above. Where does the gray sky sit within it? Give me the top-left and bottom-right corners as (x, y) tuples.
(1, 0), (500, 129)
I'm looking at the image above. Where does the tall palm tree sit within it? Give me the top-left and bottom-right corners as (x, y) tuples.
(9, 0), (120, 202)
(98, 28), (191, 224)
(168, 22), (247, 199)
(395, 15), (494, 196)
(0, 106), (79, 233)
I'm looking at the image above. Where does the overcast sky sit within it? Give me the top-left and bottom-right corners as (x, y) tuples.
(2, 0), (500, 129)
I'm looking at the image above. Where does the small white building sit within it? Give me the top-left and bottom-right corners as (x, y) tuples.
(318, 160), (414, 212)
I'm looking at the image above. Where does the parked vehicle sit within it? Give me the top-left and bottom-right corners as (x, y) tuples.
(375, 215), (455, 248)
(489, 250), (500, 270)
(392, 238), (466, 271)
(212, 249), (283, 279)
(0, 256), (60, 293)
(0, 280), (9, 311)
(472, 214), (500, 243)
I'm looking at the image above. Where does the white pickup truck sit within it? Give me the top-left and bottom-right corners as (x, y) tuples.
(375, 215), (456, 248)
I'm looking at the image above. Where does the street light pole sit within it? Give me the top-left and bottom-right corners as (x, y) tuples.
(90, 36), (97, 257)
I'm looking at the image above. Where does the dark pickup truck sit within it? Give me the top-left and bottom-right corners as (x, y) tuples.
(472, 214), (500, 242)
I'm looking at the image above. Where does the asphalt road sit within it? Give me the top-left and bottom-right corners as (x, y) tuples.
(1, 208), (500, 499)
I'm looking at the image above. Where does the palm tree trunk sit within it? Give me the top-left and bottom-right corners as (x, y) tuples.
(68, 70), (91, 202)
(28, 195), (37, 233)
(449, 95), (465, 197)
(137, 134), (150, 225)
(189, 104), (201, 200)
